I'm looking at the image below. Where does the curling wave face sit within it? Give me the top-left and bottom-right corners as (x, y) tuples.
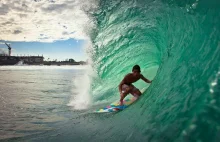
(87, 0), (220, 141)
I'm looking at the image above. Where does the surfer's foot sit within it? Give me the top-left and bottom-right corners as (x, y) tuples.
(119, 101), (123, 106)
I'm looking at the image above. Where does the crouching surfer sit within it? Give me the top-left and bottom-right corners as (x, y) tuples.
(118, 65), (152, 105)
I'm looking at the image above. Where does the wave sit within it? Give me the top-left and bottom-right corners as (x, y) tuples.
(86, 0), (220, 141)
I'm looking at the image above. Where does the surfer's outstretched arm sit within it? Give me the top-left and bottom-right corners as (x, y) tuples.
(140, 75), (152, 83)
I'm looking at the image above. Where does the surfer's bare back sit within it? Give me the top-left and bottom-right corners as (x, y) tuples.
(118, 65), (152, 105)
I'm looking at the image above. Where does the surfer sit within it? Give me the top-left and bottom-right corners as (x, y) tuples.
(118, 65), (152, 105)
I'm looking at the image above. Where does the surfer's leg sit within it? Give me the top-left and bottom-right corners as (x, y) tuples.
(130, 86), (141, 98)
(120, 85), (131, 105)
(120, 93), (128, 105)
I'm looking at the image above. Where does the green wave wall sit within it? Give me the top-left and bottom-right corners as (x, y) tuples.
(88, 0), (220, 141)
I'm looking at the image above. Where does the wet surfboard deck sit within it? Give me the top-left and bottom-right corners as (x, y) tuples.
(95, 87), (147, 113)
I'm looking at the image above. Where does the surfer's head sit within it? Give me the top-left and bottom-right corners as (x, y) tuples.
(132, 65), (141, 76)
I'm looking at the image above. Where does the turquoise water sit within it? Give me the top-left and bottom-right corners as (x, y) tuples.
(89, 0), (220, 141)
(1, 0), (220, 141)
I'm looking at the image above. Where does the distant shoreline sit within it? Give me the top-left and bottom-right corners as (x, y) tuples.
(0, 55), (87, 66)
(42, 61), (87, 66)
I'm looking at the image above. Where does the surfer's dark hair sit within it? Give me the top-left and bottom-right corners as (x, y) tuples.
(132, 65), (141, 72)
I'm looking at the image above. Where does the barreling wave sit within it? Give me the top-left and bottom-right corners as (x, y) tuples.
(87, 0), (220, 141)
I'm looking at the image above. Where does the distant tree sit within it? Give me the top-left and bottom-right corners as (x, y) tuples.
(69, 58), (75, 62)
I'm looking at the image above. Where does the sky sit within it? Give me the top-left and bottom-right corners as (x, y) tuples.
(0, 0), (98, 61)
(0, 39), (86, 61)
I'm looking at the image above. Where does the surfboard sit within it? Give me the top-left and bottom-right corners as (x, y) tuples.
(95, 87), (147, 113)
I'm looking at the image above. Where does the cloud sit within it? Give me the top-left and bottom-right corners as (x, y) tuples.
(0, 0), (98, 42)
(13, 30), (22, 34)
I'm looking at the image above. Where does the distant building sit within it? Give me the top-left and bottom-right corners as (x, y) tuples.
(20, 56), (44, 64)
(0, 55), (44, 65)
(0, 43), (44, 65)
(0, 55), (20, 65)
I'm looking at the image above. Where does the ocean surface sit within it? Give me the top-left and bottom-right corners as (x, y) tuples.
(1, 0), (220, 141)
(0, 66), (90, 141)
